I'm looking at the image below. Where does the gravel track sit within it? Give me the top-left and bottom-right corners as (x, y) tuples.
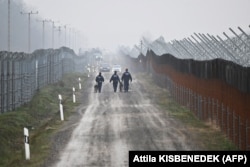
(45, 73), (200, 167)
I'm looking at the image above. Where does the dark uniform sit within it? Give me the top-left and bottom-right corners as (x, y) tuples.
(95, 72), (104, 93)
(110, 71), (120, 92)
(121, 68), (132, 92)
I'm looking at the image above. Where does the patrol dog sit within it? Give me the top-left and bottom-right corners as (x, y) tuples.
(94, 84), (98, 93)
(119, 81), (123, 92)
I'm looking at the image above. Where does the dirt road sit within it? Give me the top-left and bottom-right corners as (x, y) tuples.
(52, 72), (200, 167)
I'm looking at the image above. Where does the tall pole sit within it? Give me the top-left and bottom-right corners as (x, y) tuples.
(37, 19), (50, 49)
(50, 21), (59, 49)
(8, 0), (10, 52)
(42, 20), (45, 48)
(68, 28), (71, 48)
(64, 25), (67, 47)
(53, 26), (62, 48)
(71, 29), (74, 50)
(58, 26), (61, 47)
(140, 40), (143, 54)
(20, 11), (38, 53)
(52, 21), (55, 48)
(64, 25), (69, 47)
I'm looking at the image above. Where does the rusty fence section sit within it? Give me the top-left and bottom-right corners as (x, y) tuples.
(147, 59), (250, 150)
(0, 47), (76, 113)
(247, 120), (250, 150)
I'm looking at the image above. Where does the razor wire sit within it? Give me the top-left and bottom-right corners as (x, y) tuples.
(136, 26), (250, 67)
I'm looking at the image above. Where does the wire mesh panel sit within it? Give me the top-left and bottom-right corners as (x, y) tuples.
(0, 47), (77, 113)
(13, 54), (22, 109)
(3, 53), (9, 112)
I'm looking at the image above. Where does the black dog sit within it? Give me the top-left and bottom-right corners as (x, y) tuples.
(94, 84), (98, 93)
(119, 81), (123, 92)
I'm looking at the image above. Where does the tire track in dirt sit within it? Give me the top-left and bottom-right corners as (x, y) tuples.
(52, 73), (200, 167)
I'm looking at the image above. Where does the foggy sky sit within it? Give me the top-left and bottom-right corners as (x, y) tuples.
(0, 0), (71, 53)
(1, 0), (250, 53)
(0, 0), (42, 52)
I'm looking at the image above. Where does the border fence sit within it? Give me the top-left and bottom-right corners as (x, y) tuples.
(128, 50), (250, 150)
(127, 25), (250, 150)
(0, 47), (76, 113)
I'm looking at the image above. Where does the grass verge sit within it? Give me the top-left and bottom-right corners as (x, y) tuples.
(137, 73), (238, 150)
(0, 73), (87, 167)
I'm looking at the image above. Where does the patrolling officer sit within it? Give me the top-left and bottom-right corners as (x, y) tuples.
(95, 72), (104, 93)
(110, 71), (120, 92)
(121, 68), (132, 92)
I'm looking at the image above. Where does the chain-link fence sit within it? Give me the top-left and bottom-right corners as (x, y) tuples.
(0, 47), (76, 113)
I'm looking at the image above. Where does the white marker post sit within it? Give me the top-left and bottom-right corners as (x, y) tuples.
(73, 87), (76, 103)
(58, 94), (62, 104)
(78, 77), (82, 90)
(58, 94), (64, 121)
(24, 127), (30, 160)
(60, 104), (64, 121)
(87, 67), (90, 77)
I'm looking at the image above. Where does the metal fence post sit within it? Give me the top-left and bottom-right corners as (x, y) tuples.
(226, 107), (230, 138)
(216, 100), (219, 127)
(233, 111), (236, 145)
(221, 104), (224, 132)
(211, 98), (214, 124)
(247, 119), (249, 150)
(188, 89), (191, 111)
(239, 116), (241, 149)
(198, 95), (202, 120)
(207, 97), (211, 122)
(204, 97), (207, 120)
